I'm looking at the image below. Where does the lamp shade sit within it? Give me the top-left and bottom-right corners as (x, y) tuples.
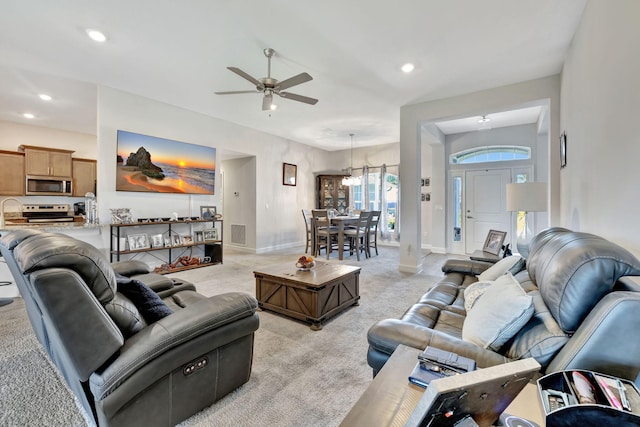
(506, 182), (547, 212)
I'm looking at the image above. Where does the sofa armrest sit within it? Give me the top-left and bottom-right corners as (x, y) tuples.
(441, 258), (493, 276)
(89, 292), (259, 399)
(368, 319), (509, 368)
(111, 260), (151, 277)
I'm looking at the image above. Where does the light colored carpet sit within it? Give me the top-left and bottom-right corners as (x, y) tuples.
(0, 245), (450, 426)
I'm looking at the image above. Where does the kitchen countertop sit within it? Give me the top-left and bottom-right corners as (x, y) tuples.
(1, 222), (102, 231)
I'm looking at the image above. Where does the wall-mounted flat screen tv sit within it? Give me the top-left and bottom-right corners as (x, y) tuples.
(116, 130), (216, 194)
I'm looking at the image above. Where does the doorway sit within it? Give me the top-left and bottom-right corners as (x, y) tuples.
(449, 166), (535, 254)
(464, 169), (511, 253)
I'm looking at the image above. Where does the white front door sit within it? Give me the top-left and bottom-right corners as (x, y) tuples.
(464, 169), (511, 254)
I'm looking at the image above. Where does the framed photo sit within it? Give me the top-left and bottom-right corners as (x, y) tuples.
(483, 230), (507, 255)
(182, 235), (194, 245)
(150, 234), (164, 248)
(560, 131), (567, 168)
(172, 234), (183, 246)
(163, 235), (172, 247)
(203, 228), (218, 241)
(127, 233), (150, 251)
(283, 162), (297, 186)
(200, 205), (217, 220)
(194, 230), (204, 243)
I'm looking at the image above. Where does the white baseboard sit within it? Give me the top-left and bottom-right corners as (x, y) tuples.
(398, 263), (423, 274)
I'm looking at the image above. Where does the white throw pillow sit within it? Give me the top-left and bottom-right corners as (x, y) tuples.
(462, 272), (534, 352)
(477, 255), (523, 282)
(463, 280), (493, 312)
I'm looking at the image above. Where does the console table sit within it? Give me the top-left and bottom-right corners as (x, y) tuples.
(110, 219), (222, 273)
(340, 345), (544, 426)
(470, 250), (502, 263)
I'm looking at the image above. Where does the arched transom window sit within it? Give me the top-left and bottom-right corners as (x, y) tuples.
(450, 145), (531, 164)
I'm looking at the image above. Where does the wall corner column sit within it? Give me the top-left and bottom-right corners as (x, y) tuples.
(399, 106), (423, 273)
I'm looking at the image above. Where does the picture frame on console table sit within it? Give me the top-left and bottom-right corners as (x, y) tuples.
(203, 228), (218, 241)
(200, 205), (217, 219)
(150, 234), (164, 248)
(128, 233), (150, 251)
(483, 230), (507, 255)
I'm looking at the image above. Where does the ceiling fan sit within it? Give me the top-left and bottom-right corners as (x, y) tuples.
(215, 48), (318, 111)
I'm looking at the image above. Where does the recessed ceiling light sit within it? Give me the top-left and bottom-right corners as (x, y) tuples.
(39, 94), (52, 101)
(23, 113), (35, 119)
(270, 104), (278, 111)
(86, 29), (107, 42)
(401, 63), (415, 73)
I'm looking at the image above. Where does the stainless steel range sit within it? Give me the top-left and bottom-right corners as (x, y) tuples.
(22, 204), (74, 223)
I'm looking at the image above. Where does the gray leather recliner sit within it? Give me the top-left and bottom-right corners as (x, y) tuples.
(0, 229), (259, 426)
(367, 228), (640, 381)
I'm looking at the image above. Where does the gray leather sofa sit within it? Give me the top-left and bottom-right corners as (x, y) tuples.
(367, 228), (640, 381)
(0, 229), (259, 426)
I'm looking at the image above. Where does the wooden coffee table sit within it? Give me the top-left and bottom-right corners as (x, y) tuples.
(254, 261), (360, 330)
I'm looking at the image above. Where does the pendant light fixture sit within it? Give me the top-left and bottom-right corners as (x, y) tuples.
(342, 133), (361, 186)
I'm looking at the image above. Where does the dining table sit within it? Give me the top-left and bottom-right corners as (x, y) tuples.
(329, 215), (360, 260)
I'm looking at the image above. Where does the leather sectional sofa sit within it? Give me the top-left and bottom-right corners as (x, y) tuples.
(367, 228), (640, 381)
(0, 229), (259, 426)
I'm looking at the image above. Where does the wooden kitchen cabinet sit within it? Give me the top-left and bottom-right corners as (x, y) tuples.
(20, 145), (74, 177)
(0, 150), (25, 196)
(316, 174), (349, 213)
(72, 158), (97, 196)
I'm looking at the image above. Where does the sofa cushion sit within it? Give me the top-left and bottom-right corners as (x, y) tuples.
(105, 294), (147, 338)
(531, 232), (640, 332)
(502, 289), (569, 366)
(477, 255), (523, 281)
(463, 280), (493, 312)
(462, 273), (534, 351)
(116, 274), (173, 323)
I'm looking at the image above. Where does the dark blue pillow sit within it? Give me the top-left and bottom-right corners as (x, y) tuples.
(115, 273), (173, 323)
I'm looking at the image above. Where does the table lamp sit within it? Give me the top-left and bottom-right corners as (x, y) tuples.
(506, 182), (547, 258)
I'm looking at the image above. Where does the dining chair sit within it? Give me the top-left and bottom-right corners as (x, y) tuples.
(367, 210), (382, 257)
(343, 211), (372, 261)
(311, 209), (338, 259)
(302, 209), (313, 254)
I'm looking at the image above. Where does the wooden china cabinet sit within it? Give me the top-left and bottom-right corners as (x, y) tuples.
(316, 174), (349, 214)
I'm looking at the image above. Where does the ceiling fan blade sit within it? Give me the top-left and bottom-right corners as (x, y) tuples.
(262, 93), (273, 111)
(214, 90), (259, 95)
(275, 72), (313, 91)
(227, 67), (265, 90)
(279, 91), (318, 105)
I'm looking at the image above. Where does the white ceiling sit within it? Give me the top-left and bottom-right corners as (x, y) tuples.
(0, 1), (587, 151)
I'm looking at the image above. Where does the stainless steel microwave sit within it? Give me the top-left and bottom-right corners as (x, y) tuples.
(25, 175), (73, 196)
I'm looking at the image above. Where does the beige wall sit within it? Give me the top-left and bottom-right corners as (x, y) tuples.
(0, 120), (96, 158)
(400, 76), (560, 272)
(96, 86), (333, 253)
(559, 0), (640, 256)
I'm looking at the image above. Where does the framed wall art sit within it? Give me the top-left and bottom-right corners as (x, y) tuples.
(560, 131), (567, 168)
(283, 162), (297, 186)
(116, 130), (216, 194)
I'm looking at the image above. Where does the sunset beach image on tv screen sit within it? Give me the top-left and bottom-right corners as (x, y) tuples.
(116, 130), (216, 194)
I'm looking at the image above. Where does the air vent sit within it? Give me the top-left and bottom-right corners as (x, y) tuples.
(231, 224), (246, 245)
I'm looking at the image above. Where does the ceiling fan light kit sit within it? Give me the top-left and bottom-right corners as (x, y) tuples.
(215, 48), (318, 111)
